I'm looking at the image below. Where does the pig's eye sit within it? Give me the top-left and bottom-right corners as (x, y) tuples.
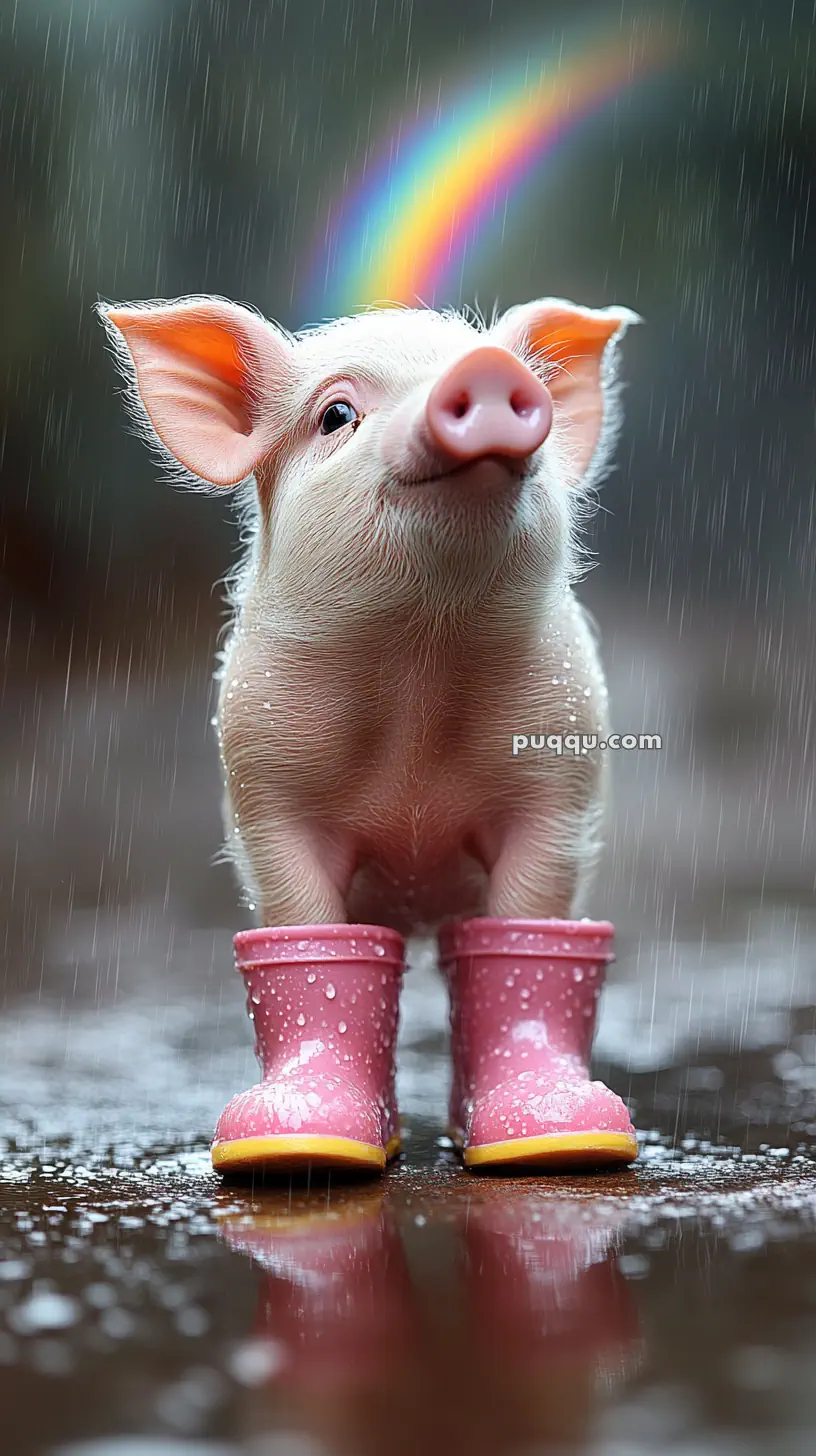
(319, 401), (358, 435)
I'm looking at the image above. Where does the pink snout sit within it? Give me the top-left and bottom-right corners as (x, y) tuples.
(425, 346), (553, 463)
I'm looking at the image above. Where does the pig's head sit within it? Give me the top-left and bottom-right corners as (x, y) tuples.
(98, 295), (638, 624)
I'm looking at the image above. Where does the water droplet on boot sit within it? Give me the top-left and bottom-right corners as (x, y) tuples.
(325, 984), (336, 1000)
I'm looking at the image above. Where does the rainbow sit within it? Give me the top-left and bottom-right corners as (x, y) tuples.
(301, 23), (675, 319)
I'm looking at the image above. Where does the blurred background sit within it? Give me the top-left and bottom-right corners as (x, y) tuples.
(0, 0), (814, 1010)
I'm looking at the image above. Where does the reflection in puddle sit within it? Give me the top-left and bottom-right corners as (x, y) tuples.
(459, 1196), (642, 1450)
(217, 1183), (642, 1455)
(219, 1187), (422, 1455)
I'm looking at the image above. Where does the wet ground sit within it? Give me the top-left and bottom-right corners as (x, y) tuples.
(2, 614), (816, 1455)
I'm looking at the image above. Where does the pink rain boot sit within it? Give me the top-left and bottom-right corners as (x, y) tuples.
(439, 917), (638, 1170)
(212, 925), (404, 1174)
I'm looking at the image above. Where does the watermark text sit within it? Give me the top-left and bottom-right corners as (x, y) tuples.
(512, 732), (662, 757)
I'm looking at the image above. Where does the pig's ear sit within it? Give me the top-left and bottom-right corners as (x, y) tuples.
(494, 298), (640, 487)
(96, 296), (294, 488)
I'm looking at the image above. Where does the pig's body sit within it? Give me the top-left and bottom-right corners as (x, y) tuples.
(100, 296), (636, 934)
(220, 580), (608, 932)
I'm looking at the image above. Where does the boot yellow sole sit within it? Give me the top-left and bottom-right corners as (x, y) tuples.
(213, 1133), (401, 1174)
(460, 1130), (639, 1170)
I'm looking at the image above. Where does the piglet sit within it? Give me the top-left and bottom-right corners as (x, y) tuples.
(99, 293), (640, 1175)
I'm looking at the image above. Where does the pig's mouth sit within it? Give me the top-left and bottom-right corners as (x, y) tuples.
(397, 455), (530, 491)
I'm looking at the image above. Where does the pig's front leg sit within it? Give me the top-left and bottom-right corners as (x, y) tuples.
(486, 796), (606, 921)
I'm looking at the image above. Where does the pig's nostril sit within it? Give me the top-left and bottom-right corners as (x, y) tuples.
(450, 392), (470, 420)
(510, 389), (537, 420)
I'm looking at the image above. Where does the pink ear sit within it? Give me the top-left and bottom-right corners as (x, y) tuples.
(494, 298), (639, 485)
(99, 296), (294, 487)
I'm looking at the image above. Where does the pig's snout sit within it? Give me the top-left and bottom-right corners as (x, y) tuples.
(425, 346), (553, 463)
